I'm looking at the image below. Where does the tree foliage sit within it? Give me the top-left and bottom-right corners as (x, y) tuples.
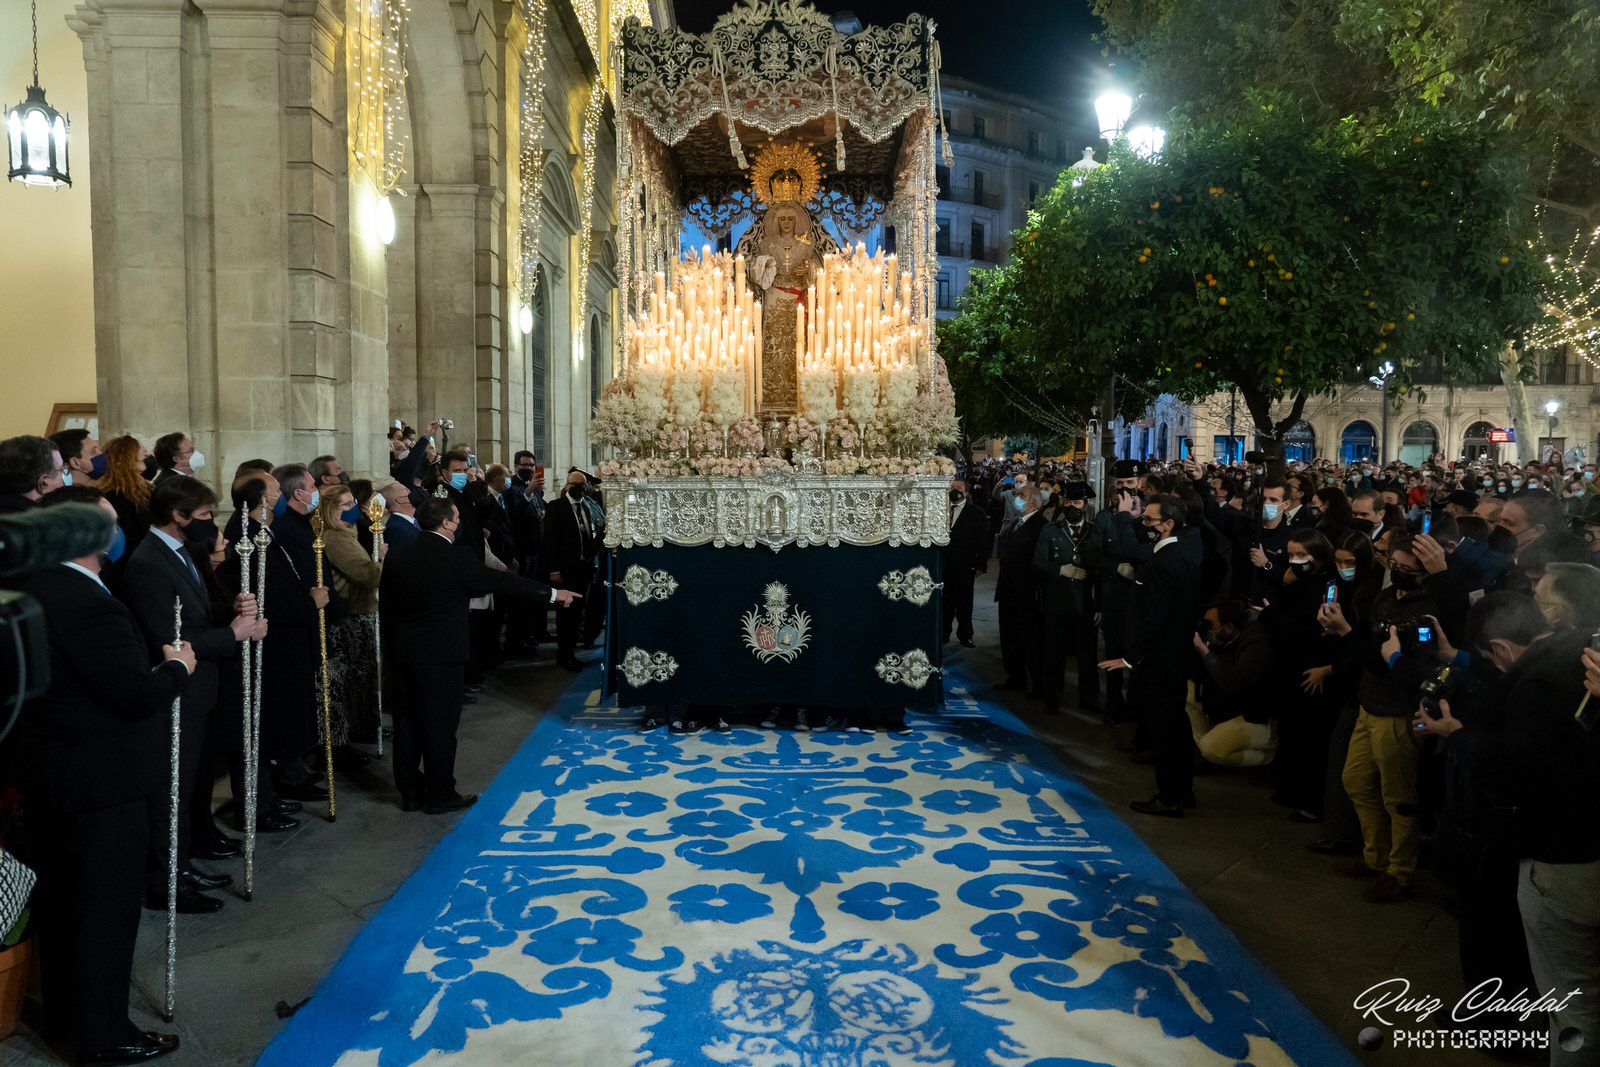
(971, 98), (1542, 461)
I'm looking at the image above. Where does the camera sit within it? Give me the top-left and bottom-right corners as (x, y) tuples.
(1419, 664), (1465, 719)
(1372, 618), (1435, 653)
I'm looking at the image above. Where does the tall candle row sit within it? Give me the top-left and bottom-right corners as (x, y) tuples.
(627, 245), (758, 417)
(797, 244), (922, 376)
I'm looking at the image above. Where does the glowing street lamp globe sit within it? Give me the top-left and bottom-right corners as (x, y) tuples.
(1094, 91), (1133, 141)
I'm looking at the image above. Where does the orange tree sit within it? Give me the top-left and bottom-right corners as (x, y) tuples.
(991, 96), (1543, 465)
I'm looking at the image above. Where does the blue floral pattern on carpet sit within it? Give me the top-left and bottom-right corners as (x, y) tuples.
(261, 669), (1355, 1066)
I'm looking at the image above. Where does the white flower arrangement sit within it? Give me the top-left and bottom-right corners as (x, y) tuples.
(668, 369), (703, 425)
(705, 369), (744, 427)
(799, 368), (839, 425)
(881, 364), (918, 421)
(655, 423), (690, 455)
(590, 385), (651, 452)
(842, 371), (878, 430)
(633, 366), (669, 427)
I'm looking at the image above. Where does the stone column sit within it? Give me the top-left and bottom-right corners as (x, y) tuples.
(413, 182), (480, 448)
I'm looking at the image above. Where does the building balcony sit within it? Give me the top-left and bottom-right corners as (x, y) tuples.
(936, 241), (1003, 263)
(936, 186), (1005, 210)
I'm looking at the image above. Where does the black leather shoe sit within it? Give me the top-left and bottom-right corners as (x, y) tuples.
(461, 694), (479, 705)
(959, 639), (976, 648)
(1129, 797), (1185, 818)
(558, 659), (582, 672)
(399, 794), (421, 813)
(180, 867), (233, 891)
(145, 886), (224, 914)
(464, 683), (485, 694)
(424, 793), (478, 815)
(236, 812), (299, 834)
(190, 840), (241, 861)
(273, 798), (303, 815)
(83, 1031), (179, 1064)
(276, 781), (330, 802)
(333, 746), (371, 772)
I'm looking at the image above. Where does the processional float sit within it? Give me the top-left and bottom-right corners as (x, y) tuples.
(595, 0), (959, 710)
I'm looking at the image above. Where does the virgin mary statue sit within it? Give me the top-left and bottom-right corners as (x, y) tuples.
(739, 143), (837, 412)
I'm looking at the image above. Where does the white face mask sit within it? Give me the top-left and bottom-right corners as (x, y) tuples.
(188, 450), (206, 472)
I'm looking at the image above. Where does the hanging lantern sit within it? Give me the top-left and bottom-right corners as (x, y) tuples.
(6, 1), (71, 188)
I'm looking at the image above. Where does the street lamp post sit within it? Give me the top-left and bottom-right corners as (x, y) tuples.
(1369, 361), (1395, 465)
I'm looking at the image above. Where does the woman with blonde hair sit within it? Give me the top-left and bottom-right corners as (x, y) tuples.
(315, 483), (385, 762)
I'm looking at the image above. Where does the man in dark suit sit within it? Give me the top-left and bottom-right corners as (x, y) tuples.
(150, 431), (203, 485)
(503, 454), (547, 653)
(381, 481), (421, 547)
(942, 479), (990, 648)
(1100, 493), (1204, 816)
(993, 487), (1047, 693)
(265, 463), (336, 801)
(17, 488), (195, 1064)
(121, 476), (264, 913)
(542, 468), (598, 672)
(381, 497), (579, 812)
(1032, 481), (1100, 715)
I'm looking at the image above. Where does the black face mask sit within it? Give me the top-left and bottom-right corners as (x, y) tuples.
(1139, 522), (1164, 544)
(949, 490), (964, 503)
(516, 469), (534, 483)
(1062, 505), (1085, 523)
(1389, 568), (1423, 590)
(182, 517), (218, 546)
(1349, 517), (1375, 535)
(1487, 526), (1518, 555)
(566, 484), (585, 500)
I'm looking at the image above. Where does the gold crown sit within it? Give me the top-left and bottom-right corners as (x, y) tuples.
(749, 140), (823, 206)
(770, 171), (804, 202)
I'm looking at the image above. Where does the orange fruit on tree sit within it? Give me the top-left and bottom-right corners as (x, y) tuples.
(1138, 255), (1149, 263)
(1247, 259), (1256, 267)
(1498, 255), (1510, 264)
(1218, 296), (1228, 305)
(1367, 300), (1377, 309)
(1420, 179), (1430, 188)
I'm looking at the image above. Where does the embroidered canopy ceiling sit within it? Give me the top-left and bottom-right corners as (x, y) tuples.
(621, 0), (934, 152)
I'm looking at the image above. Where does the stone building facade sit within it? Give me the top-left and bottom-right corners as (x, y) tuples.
(932, 77), (1077, 318)
(1113, 348), (1600, 468)
(59, 0), (666, 482)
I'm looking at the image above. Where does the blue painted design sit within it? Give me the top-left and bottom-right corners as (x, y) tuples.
(261, 668), (1359, 1067)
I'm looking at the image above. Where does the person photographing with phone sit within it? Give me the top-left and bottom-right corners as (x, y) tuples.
(1317, 533), (1450, 903)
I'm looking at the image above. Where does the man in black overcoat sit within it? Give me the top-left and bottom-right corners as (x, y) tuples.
(16, 489), (195, 1063)
(381, 497), (580, 813)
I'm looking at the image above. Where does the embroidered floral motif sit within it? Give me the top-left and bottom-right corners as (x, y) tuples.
(877, 566), (941, 606)
(620, 565), (680, 606)
(621, 647), (679, 686)
(875, 649), (939, 689)
(742, 582), (812, 663)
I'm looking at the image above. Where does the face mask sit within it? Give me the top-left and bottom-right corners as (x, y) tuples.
(188, 450), (206, 472)
(1350, 517), (1375, 535)
(949, 490), (964, 503)
(1511, 479), (1523, 489)
(1487, 526), (1518, 554)
(340, 504), (361, 524)
(61, 471), (74, 488)
(89, 453), (108, 479)
(1288, 556), (1313, 573)
(105, 525), (126, 564)
(1039, 489), (1053, 503)
(395, 448), (411, 461)
(1362, 468), (1373, 477)
(308, 489), (321, 511)
(182, 517), (218, 546)
(1586, 471), (1595, 481)
(1139, 522), (1164, 544)
(1337, 565), (1357, 581)
(273, 494), (288, 518)
(1389, 568), (1423, 590)
(1262, 502), (1281, 521)
(450, 472), (469, 491)
(1012, 496), (1025, 512)
(1062, 505), (1084, 523)
(517, 469), (534, 483)
(567, 484), (585, 500)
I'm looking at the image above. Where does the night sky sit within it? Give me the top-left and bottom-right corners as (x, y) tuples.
(670, 0), (1109, 138)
